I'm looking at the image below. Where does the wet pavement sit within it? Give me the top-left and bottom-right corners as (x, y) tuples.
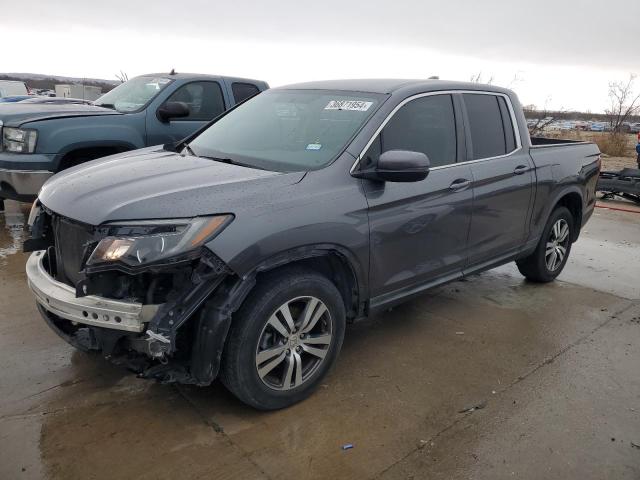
(0, 200), (639, 480)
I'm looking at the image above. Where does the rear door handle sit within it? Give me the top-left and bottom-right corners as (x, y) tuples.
(513, 165), (530, 175)
(449, 179), (471, 191)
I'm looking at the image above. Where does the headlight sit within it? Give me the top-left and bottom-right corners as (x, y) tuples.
(2, 127), (38, 153)
(86, 215), (233, 268)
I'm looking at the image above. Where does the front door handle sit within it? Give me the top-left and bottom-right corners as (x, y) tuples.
(449, 179), (471, 191)
(514, 165), (530, 175)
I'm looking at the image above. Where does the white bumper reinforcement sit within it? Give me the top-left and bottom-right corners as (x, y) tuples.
(26, 251), (158, 333)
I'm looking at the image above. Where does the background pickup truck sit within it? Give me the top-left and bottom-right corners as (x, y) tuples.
(26, 79), (600, 410)
(0, 72), (268, 206)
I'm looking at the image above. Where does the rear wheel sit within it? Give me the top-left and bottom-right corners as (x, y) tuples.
(516, 206), (574, 282)
(221, 268), (346, 410)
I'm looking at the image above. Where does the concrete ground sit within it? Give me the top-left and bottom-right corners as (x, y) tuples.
(0, 199), (639, 480)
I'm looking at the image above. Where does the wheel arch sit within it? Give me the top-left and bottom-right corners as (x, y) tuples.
(56, 141), (137, 171)
(549, 188), (583, 242)
(241, 244), (367, 321)
(189, 244), (366, 386)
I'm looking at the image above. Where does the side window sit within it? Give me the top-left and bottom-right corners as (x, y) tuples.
(232, 82), (261, 103)
(164, 81), (225, 121)
(363, 94), (457, 169)
(497, 96), (517, 152)
(463, 94), (509, 159)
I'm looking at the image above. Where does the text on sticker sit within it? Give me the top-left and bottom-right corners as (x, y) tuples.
(325, 100), (373, 111)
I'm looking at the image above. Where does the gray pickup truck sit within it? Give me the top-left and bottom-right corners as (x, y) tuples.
(0, 72), (268, 207)
(25, 79), (600, 410)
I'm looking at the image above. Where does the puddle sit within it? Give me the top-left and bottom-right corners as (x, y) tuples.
(0, 201), (28, 265)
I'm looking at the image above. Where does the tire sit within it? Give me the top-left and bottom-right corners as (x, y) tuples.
(0, 198), (4, 212)
(221, 267), (346, 410)
(516, 206), (574, 283)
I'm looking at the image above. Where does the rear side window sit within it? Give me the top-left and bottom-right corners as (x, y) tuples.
(463, 94), (515, 159)
(497, 97), (517, 152)
(164, 81), (225, 121)
(232, 82), (261, 103)
(377, 94), (457, 168)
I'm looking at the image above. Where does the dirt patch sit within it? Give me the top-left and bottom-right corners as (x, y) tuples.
(539, 131), (638, 170)
(601, 156), (637, 171)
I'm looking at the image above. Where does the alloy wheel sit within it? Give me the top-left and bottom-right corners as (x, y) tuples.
(545, 218), (570, 271)
(255, 296), (333, 391)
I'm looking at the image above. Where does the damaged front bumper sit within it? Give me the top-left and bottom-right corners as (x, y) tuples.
(27, 247), (245, 386)
(27, 250), (159, 333)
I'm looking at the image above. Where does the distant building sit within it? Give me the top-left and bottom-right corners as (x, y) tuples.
(54, 84), (102, 101)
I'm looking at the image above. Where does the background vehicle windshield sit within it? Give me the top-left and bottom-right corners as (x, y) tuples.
(94, 76), (172, 113)
(189, 89), (384, 172)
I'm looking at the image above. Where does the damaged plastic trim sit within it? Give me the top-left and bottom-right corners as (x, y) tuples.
(188, 274), (257, 385)
(144, 251), (231, 358)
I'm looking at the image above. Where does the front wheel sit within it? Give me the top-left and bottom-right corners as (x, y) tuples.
(516, 206), (574, 282)
(221, 268), (346, 410)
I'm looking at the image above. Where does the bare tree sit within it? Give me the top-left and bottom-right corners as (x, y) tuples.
(605, 74), (640, 133)
(599, 74), (640, 156)
(526, 97), (565, 137)
(115, 70), (129, 83)
(469, 72), (494, 85)
(506, 71), (525, 89)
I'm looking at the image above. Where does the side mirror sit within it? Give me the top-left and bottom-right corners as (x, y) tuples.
(353, 150), (431, 182)
(157, 101), (190, 122)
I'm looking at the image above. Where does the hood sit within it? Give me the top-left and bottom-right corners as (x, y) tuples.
(38, 147), (306, 225)
(0, 103), (120, 127)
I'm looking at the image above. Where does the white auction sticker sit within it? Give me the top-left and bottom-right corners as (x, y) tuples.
(324, 100), (373, 111)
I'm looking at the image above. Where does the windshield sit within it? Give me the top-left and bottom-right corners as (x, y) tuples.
(94, 76), (172, 113)
(189, 89), (384, 172)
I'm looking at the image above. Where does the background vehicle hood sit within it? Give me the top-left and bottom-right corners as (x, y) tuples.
(0, 103), (120, 127)
(38, 147), (306, 225)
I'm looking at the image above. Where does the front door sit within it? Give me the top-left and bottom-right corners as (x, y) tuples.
(361, 93), (473, 303)
(146, 81), (226, 146)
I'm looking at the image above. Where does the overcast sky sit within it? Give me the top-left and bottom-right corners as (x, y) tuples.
(5, 0), (639, 112)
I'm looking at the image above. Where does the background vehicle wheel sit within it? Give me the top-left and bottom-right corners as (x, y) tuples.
(0, 198), (4, 212)
(221, 267), (346, 410)
(516, 206), (574, 283)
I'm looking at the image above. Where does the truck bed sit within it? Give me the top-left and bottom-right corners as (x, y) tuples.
(529, 136), (600, 166)
(527, 136), (601, 232)
(530, 136), (591, 147)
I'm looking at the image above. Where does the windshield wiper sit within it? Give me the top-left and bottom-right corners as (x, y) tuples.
(200, 155), (234, 164)
(183, 143), (198, 157)
(95, 103), (115, 110)
(199, 155), (266, 170)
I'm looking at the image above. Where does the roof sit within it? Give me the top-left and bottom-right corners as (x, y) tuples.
(143, 72), (223, 80)
(140, 72), (268, 85)
(275, 79), (513, 96)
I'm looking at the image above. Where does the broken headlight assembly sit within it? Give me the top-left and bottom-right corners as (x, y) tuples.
(86, 215), (233, 270)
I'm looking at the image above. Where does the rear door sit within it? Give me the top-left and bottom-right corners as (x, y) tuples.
(146, 81), (226, 145)
(231, 82), (262, 103)
(462, 92), (534, 270)
(363, 93), (474, 303)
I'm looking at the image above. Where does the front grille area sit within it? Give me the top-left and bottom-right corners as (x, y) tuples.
(51, 214), (96, 287)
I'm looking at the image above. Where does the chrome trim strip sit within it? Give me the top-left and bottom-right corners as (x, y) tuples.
(429, 147), (524, 171)
(27, 251), (158, 333)
(0, 168), (53, 195)
(0, 168), (52, 174)
(350, 90), (523, 174)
